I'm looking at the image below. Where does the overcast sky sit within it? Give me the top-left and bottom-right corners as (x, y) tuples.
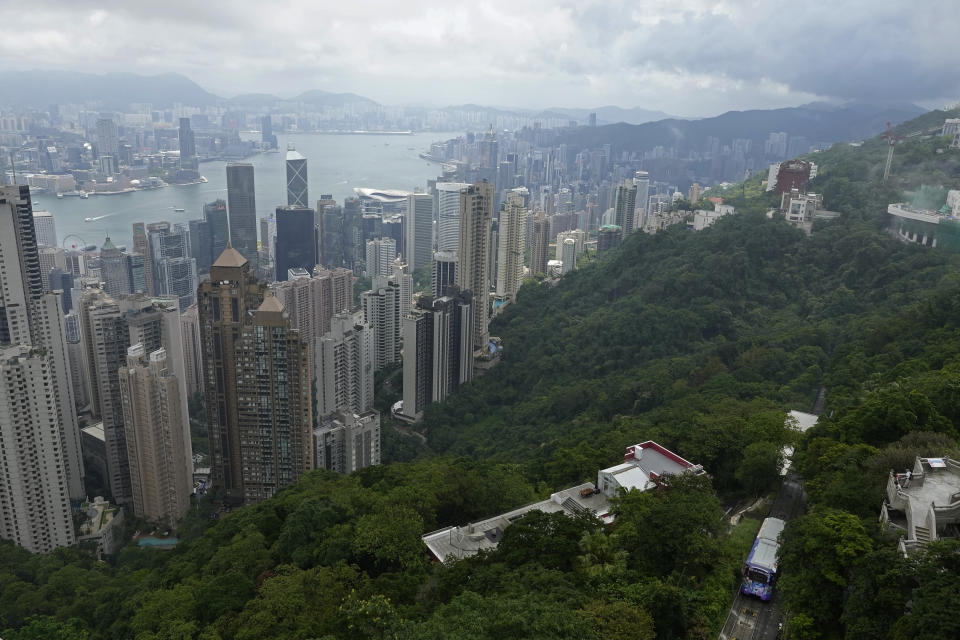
(3, 0), (957, 117)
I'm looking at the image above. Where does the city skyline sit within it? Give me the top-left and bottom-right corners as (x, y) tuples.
(1, 2), (957, 117)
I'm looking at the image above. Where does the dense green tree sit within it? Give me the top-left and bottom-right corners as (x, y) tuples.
(495, 510), (600, 572)
(578, 600), (655, 640)
(410, 591), (595, 640)
(2, 616), (91, 640)
(779, 507), (873, 631)
(893, 541), (960, 640)
(576, 531), (628, 579)
(352, 504), (426, 572)
(735, 440), (783, 495)
(612, 473), (725, 577)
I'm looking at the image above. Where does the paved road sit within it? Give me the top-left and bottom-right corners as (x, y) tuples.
(718, 474), (805, 640)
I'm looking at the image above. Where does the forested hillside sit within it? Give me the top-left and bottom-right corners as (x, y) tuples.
(3, 108), (960, 639)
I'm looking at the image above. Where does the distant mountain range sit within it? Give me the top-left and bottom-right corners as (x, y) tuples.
(557, 102), (927, 152)
(225, 90), (379, 108)
(0, 71), (925, 144)
(0, 71), (378, 110)
(548, 105), (679, 125)
(0, 71), (220, 109)
(439, 103), (678, 126)
(0, 70), (675, 124)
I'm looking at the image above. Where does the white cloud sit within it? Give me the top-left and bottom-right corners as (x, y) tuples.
(1, 0), (956, 116)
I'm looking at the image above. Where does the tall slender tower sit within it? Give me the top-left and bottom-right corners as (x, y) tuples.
(199, 247), (263, 504)
(0, 344), (76, 553)
(236, 295), (312, 502)
(315, 312), (375, 419)
(561, 238), (577, 274)
(274, 206), (317, 281)
(149, 223), (197, 308)
(80, 290), (190, 505)
(132, 222), (153, 295)
(96, 116), (119, 159)
(100, 236), (132, 297)
(530, 213), (550, 276)
(365, 237), (396, 278)
(400, 288), (473, 422)
(199, 247), (312, 505)
(613, 179), (638, 239)
(188, 199), (229, 276)
(496, 192), (528, 301)
(456, 181), (494, 351)
(432, 250), (457, 298)
(180, 304), (203, 397)
(286, 148), (308, 208)
(118, 345), (191, 528)
(178, 117), (198, 172)
(0, 185), (84, 503)
(361, 281), (401, 372)
(226, 163), (258, 271)
(405, 193), (433, 271)
(436, 182), (471, 252)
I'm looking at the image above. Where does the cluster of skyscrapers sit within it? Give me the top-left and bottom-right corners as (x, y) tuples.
(0, 119), (647, 556)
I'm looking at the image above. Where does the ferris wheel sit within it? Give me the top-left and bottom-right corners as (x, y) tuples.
(62, 234), (88, 251)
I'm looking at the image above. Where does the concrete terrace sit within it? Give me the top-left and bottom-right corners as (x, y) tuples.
(422, 441), (703, 562)
(882, 456), (960, 554)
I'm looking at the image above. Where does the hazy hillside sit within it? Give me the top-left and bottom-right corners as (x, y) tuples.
(0, 71), (381, 110)
(546, 104), (678, 125)
(0, 71), (220, 108)
(557, 102), (926, 154)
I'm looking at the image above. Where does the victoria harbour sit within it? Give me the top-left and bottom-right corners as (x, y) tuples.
(33, 131), (451, 250)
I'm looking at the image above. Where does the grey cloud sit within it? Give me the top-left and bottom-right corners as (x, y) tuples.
(617, 2), (959, 101)
(0, 0), (956, 113)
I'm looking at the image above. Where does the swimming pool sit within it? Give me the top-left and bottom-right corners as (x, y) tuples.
(137, 536), (179, 548)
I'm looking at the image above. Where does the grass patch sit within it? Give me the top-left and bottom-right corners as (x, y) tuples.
(727, 517), (762, 563)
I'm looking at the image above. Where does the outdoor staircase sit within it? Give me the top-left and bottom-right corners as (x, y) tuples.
(561, 497), (591, 516)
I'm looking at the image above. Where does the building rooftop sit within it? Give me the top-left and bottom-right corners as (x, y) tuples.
(81, 422), (105, 442)
(422, 482), (613, 562)
(883, 457), (960, 552)
(256, 294), (285, 315)
(353, 187), (412, 202)
(888, 203), (957, 225)
(212, 246), (248, 269)
(898, 458), (960, 513)
(788, 410), (818, 432)
(422, 441), (702, 562)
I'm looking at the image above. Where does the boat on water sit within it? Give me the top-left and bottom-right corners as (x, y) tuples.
(56, 193), (64, 199)
(96, 188), (136, 196)
(173, 207), (185, 212)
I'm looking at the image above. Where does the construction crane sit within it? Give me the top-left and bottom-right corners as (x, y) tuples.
(882, 122), (904, 182)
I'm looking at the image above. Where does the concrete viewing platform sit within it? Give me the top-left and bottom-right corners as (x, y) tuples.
(881, 456), (960, 555)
